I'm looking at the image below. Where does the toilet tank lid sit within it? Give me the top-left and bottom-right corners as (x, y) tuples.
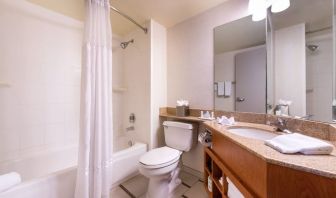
(163, 121), (193, 129)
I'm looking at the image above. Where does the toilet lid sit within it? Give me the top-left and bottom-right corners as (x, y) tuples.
(139, 146), (181, 167)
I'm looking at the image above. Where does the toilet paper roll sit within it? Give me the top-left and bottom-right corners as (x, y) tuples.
(198, 131), (212, 147)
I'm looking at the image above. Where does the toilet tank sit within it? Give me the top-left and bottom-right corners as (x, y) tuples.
(163, 121), (198, 152)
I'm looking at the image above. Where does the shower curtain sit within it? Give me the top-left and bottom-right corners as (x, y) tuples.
(75, 0), (113, 198)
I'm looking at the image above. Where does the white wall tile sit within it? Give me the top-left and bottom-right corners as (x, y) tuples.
(45, 124), (65, 146)
(0, 1), (82, 163)
(0, 128), (20, 154)
(20, 126), (45, 150)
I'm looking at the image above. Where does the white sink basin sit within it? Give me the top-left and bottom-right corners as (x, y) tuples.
(227, 128), (278, 140)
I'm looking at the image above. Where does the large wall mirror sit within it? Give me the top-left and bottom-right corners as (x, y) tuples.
(214, 0), (335, 123)
(214, 16), (266, 113)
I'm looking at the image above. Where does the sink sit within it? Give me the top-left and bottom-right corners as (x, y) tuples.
(227, 128), (278, 140)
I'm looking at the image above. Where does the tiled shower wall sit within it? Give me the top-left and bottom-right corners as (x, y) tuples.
(0, 1), (82, 163)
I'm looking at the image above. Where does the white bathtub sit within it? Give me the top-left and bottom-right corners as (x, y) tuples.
(0, 142), (147, 198)
(0, 145), (78, 182)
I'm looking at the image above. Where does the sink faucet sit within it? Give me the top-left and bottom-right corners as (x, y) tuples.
(300, 114), (313, 120)
(270, 118), (288, 132)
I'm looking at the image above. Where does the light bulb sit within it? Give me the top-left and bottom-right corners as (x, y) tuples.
(252, 8), (266, 21)
(249, 0), (267, 21)
(271, 0), (290, 13)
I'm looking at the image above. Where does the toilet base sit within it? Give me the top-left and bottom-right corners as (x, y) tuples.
(168, 167), (181, 193)
(145, 168), (181, 198)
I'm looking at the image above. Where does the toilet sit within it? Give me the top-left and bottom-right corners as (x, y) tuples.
(139, 121), (197, 198)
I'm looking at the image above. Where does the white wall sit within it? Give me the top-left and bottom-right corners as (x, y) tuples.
(274, 23), (306, 117)
(150, 20), (167, 149)
(214, 45), (265, 111)
(167, 0), (249, 172)
(0, 1), (82, 162)
(167, 0), (249, 109)
(306, 33), (333, 122)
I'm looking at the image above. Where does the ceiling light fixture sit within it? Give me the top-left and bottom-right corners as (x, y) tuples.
(249, 0), (267, 21)
(271, 0), (290, 13)
(249, 0), (290, 21)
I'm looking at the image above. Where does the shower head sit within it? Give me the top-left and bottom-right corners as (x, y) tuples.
(307, 44), (319, 52)
(120, 39), (134, 49)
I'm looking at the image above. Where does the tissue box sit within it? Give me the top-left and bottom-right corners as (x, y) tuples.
(176, 106), (189, 117)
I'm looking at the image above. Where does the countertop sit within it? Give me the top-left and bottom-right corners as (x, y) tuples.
(205, 121), (336, 179)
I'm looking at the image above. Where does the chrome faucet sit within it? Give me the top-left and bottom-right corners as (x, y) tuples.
(300, 114), (313, 120)
(271, 118), (288, 132)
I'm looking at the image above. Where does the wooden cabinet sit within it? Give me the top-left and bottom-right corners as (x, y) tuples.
(204, 147), (255, 198)
(204, 128), (336, 198)
(204, 147), (228, 198)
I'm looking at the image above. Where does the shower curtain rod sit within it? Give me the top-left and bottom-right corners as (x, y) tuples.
(110, 5), (148, 34)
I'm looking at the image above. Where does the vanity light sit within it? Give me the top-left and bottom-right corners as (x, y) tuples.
(249, 0), (267, 21)
(252, 7), (267, 21)
(249, 0), (290, 21)
(271, 0), (290, 13)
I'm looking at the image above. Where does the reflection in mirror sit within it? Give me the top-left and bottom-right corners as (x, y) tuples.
(268, 0), (334, 122)
(334, 0), (336, 121)
(214, 16), (266, 113)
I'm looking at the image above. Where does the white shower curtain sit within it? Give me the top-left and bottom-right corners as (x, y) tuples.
(75, 0), (113, 198)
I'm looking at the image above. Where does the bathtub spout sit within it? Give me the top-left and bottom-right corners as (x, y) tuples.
(126, 126), (135, 132)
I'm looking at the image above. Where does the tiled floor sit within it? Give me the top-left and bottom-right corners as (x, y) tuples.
(111, 170), (208, 198)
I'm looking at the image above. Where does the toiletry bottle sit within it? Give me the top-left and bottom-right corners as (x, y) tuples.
(208, 176), (212, 192)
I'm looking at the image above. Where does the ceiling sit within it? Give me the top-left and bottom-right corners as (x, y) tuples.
(27, 0), (228, 36)
(271, 0), (333, 32)
(214, 16), (266, 54)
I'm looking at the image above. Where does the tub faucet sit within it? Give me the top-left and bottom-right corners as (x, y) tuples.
(126, 126), (135, 132)
(270, 118), (288, 132)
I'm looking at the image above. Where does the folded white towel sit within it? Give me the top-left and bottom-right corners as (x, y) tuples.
(265, 133), (334, 155)
(217, 116), (235, 126)
(227, 178), (244, 198)
(224, 81), (232, 97)
(0, 172), (21, 192)
(217, 82), (225, 96)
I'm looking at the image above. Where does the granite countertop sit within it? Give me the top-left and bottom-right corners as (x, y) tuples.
(205, 121), (336, 179)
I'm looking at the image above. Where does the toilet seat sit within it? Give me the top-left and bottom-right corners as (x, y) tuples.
(139, 146), (182, 169)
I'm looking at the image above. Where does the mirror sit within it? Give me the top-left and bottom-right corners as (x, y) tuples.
(214, 16), (266, 113)
(268, 0), (334, 122)
(214, 0), (335, 123)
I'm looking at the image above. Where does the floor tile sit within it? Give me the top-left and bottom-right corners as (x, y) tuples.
(172, 184), (189, 198)
(121, 174), (149, 197)
(110, 187), (131, 198)
(182, 166), (203, 180)
(183, 181), (207, 198)
(180, 171), (199, 187)
(138, 194), (146, 198)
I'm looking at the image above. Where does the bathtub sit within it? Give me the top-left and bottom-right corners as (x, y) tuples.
(0, 141), (147, 198)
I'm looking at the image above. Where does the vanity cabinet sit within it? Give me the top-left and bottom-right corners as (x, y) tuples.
(204, 147), (255, 198)
(204, 147), (228, 198)
(204, 128), (336, 198)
